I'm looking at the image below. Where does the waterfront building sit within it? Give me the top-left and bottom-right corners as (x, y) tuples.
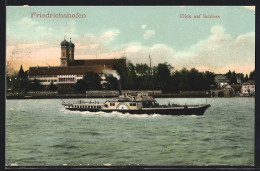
(241, 80), (255, 96)
(27, 38), (126, 89)
(222, 84), (235, 97)
(215, 75), (229, 88)
(210, 84), (234, 97)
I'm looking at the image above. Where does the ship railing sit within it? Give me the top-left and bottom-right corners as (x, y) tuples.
(78, 100), (103, 104)
(159, 104), (206, 108)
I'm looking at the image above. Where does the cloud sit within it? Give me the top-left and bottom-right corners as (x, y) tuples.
(6, 25), (254, 75)
(102, 29), (120, 41)
(210, 25), (225, 34)
(112, 25), (254, 74)
(100, 42), (176, 65)
(189, 25), (232, 52)
(69, 29), (120, 57)
(143, 29), (155, 39)
(175, 25), (255, 74)
(141, 25), (146, 29)
(6, 28), (119, 71)
(125, 44), (142, 53)
(18, 17), (39, 29)
(6, 45), (60, 71)
(244, 6), (255, 11)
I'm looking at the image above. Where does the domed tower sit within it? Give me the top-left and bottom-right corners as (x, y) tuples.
(68, 37), (75, 63)
(60, 37), (69, 66)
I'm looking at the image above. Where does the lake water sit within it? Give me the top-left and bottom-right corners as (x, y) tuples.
(6, 98), (254, 166)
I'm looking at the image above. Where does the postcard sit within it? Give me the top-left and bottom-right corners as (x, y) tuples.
(5, 4), (255, 168)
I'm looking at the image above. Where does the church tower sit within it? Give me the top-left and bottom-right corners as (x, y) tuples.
(68, 37), (75, 64)
(60, 37), (69, 66)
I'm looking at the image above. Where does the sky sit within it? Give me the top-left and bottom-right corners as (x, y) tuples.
(6, 6), (255, 75)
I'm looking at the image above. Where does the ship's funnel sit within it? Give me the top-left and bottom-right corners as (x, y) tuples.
(117, 80), (122, 96)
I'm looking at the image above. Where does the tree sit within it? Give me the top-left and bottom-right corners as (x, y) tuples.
(188, 68), (201, 91)
(6, 74), (18, 92)
(7, 66), (30, 93)
(74, 79), (87, 93)
(83, 72), (102, 90)
(154, 63), (173, 92)
(249, 70), (255, 80)
(113, 62), (138, 90)
(126, 62), (138, 90)
(105, 75), (118, 90)
(48, 82), (57, 91)
(113, 63), (128, 89)
(236, 73), (244, 83)
(179, 68), (190, 91)
(204, 71), (216, 90)
(18, 65), (27, 79)
(135, 63), (150, 76)
(226, 70), (232, 82)
(109, 62), (220, 92)
(244, 74), (249, 82)
(171, 71), (181, 93)
(29, 79), (43, 91)
(171, 68), (215, 92)
(230, 71), (237, 85)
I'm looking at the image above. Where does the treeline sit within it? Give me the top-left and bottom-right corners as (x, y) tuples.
(6, 64), (255, 94)
(225, 70), (255, 84)
(6, 66), (57, 94)
(113, 62), (216, 93)
(112, 63), (255, 93)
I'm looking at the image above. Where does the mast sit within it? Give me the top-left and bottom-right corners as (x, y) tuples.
(149, 54), (151, 69)
(206, 90), (208, 104)
(149, 54), (154, 97)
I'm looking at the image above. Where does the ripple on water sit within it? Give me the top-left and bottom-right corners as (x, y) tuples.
(6, 98), (255, 166)
(49, 144), (80, 149)
(78, 131), (101, 135)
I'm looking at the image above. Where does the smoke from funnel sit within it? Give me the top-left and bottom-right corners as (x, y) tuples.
(102, 69), (120, 80)
(102, 69), (122, 95)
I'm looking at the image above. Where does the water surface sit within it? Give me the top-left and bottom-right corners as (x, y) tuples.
(6, 98), (254, 166)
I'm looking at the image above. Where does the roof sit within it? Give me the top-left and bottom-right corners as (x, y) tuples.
(68, 41), (75, 48)
(28, 58), (126, 76)
(28, 66), (113, 75)
(223, 84), (232, 89)
(243, 80), (255, 85)
(215, 75), (229, 83)
(61, 39), (69, 47)
(215, 75), (228, 79)
(69, 58), (126, 67)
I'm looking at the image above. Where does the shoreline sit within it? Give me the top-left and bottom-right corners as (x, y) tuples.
(6, 94), (252, 99)
(6, 90), (253, 99)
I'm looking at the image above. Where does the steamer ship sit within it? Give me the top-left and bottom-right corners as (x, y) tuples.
(62, 91), (210, 115)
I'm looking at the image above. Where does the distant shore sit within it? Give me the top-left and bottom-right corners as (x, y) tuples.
(6, 94), (211, 99)
(6, 90), (253, 99)
(6, 91), (211, 99)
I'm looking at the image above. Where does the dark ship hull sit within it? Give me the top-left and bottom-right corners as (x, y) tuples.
(65, 104), (211, 115)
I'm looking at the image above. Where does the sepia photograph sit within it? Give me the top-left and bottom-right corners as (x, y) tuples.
(5, 4), (255, 167)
